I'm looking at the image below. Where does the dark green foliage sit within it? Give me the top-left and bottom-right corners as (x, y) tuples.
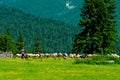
(0, 29), (16, 54)
(73, 0), (117, 54)
(15, 32), (25, 53)
(116, 36), (120, 54)
(0, 34), (7, 51)
(0, 5), (79, 53)
(6, 27), (11, 36)
(32, 36), (42, 54)
(74, 55), (120, 65)
(102, 0), (117, 54)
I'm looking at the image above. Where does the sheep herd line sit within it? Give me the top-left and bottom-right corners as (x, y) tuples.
(16, 53), (92, 59)
(17, 53), (120, 59)
(0, 51), (120, 59)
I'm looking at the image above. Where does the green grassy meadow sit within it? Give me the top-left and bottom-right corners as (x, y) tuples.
(0, 58), (120, 80)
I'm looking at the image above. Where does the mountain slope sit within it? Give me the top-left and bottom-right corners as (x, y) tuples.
(0, 0), (120, 53)
(0, 0), (120, 34)
(0, 0), (120, 23)
(0, 0), (84, 24)
(0, 5), (80, 53)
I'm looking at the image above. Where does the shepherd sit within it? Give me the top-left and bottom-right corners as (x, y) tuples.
(21, 47), (25, 59)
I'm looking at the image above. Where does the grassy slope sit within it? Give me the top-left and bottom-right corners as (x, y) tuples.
(0, 58), (120, 80)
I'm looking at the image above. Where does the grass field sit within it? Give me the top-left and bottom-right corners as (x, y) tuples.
(0, 58), (120, 80)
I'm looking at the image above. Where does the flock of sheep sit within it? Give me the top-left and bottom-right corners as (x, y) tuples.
(16, 53), (120, 59)
(16, 53), (97, 59)
(0, 51), (119, 59)
(17, 53), (80, 59)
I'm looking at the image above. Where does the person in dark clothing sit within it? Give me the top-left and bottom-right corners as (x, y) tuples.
(21, 48), (25, 59)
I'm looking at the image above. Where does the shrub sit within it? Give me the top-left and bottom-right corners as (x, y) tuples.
(74, 58), (95, 65)
(74, 55), (120, 65)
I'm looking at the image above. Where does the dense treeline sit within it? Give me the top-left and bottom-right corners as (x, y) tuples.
(0, 5), (80, 53)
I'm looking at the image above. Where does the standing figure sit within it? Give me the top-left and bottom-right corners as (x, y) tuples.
(21, 48), (25, 59)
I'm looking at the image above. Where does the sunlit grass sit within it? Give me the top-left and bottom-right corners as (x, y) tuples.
(0, 58), (120, 80)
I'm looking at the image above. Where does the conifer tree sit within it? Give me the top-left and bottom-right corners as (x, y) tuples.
(0, 34), (6, 51)
(0, 28), (16, 53)
(103, 0), (117, 53)
(32, 36), (42, 54)
(16, 32), (25, 53)
(73, 0), (117, 55)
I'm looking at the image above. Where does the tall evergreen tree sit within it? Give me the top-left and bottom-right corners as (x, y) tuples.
(72, 0), (117, 55)
(16, 32), (25, 53)
(0, 34), (6, 51)
(0, 28), (16, 53)
(5, 28), (16, 53)
(103, 0), (117, 53)
(32, 36), (42, 54)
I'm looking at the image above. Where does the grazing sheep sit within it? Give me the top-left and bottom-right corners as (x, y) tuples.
(69, 53), (76, 58)
(51, 53), (68, 59)
(87, 54), (93, 57)
(0, 51), (13, 58)
(57, 53), (63, 57)
(27, 53), (39, 58)
(45, 53), (51, 58)
(111, 54), (120, 58)
(51, 53), (57, 58)
(39, 54), (45, 58)
(62, 53), (68, 59)
(16, 53), (21, 58)
(51, 53), (58, 59)
(76, 54), (81, 58)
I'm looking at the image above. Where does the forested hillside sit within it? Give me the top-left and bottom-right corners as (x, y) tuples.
(0, 0), (120, 34)
(0, 5), (80, 53)
(0, 0), (119, 26)
(0, 0), (120, 53)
